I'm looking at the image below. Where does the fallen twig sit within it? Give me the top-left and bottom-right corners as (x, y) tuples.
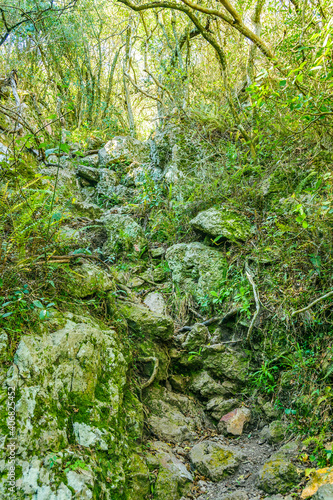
(291, 290), (333, 317)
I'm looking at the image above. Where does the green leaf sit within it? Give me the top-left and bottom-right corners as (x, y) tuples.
(279, 80), (287, 88)
(1, 312), (13, 318)
(33, 300), (43, 308)
(302, 221), (308, 228)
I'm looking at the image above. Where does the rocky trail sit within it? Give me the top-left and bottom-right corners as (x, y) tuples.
(0, 134), (330, 500)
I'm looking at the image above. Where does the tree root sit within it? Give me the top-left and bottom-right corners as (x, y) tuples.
(138, 357), (159, 390)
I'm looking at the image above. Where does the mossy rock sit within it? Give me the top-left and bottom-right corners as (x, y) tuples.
(257, 458), (299, 494)
(190, 207), (252, 241)
(119, 302), (174, 341)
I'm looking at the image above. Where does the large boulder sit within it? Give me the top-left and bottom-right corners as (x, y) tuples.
(119, 302), (174, 341)
(189, 440), (243, 481)
(181, 324), (209, 351)
(144, 387), (206, 444)
(257, 457), (299, 494)
(259, 420), (288, 444)
(98, 136), (149, 168)
(202, 344), (251, 383)
(0, 312), (144, 498)
(146, 441), (193, 500)
(301, 467), (333, 499)
(312, 484), (333, 499)
(66, 262), (113, 298)
(101, 213), (147, 257)
(77, 165), (100, 183)
(206, 397), (239, 420)
(190, 371), (236, 399)
(165, 242), (228, 303)
(190, 207), (252, 241)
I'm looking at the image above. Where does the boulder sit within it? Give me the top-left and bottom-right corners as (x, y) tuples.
(146, 441), (193, 500)
(259, 420), (288, 444)
(119, 302), (174, 341)
(98, 136), (149, 168)
(202, 344), (250, 383)
(101, 213), (147, 256)
(0, 142), (9, 163)
(79, 154), (99, 167)
(190, 371), (236, 399)
(189, 440), (242, 481)
(206, 397), (239, 421)
(125, 453), (150, 499)
(190, 207), (252, 241)
(166, 242), (228, 303)
(312, 484), (333, 499)
(67, 262), (113, 298)
(169, 374), (190, 392)
(182, 324), (209, 351)
(95, 168), (119, 197)
(257, 457), (299, 494)
(144, 387), (206, 444)
(217, 407), (251, 436)
(144, 292), (166, 315)
(151, 247), (165, 258)
(71, 200), (104, 219)
(77, 165), (100, 183)
(0, 312), (143, 497)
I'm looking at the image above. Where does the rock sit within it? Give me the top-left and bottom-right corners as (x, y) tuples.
(151, 247), (166, 258)
(202, 344), (250, 383)
(219, 492), (249, 500)
(145, 387), (206, 444)
(0, 142), (9, 162)
(66, 469), (94, 498)
(190, 371), (236, 399)
(264, 496), (284, 500)
(77, 165), (100, 183)
(189, 440), (242, 481)
(119, 302), (174, 341)
(257, 457), (299, 494)
(182, 324), (209, 351)
(261, 400), (279, 419)
(147, 441), (193, 500)
(206, 397), (239, 421)
(71, 200), (104, 219)
(79, 154), (99, 167)
(0, 312), (142, 497)
(217, 407), (251, 435)
(301, 468), (333, 499)
(259, 420), (288, 444)
(95, 168), (119, 196)
(98, 136), (149, 168)
(101, 213), (147, 257)
(169, 374), (190, 392)
(144, 292), (166, 315)
(190, 207), (252, 241)
(312, 484), (333, 499)
(125, 453), (150, 499)
(0, 331), (8, 359)
(86, 136), (104, 149)
(166, 242), (228, 303)
(67, 262), (113, 298)
(56, 225), (89, 250)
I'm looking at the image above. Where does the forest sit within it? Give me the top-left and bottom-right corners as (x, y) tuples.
(0, 0), (333, 498)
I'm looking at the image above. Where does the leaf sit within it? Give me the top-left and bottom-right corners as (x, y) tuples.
(302, 221), (308, 228)
(1, 312), (13, 318)
(33, 300), (43, 308)
(279, 80), (287, 88)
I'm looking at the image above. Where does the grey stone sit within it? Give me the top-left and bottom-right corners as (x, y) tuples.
(79, 154), (99, 167)
(98, 136), (149, 167)
(190, 207), (252, 241)
(119, 301), (173, 341)
(0, 331), (8, 358)
(257, 457), (299, 494)
(166, 242), (228, 303)
(313, 484), (333, 499)
(67, 262), (113, 298)
(0, 142), (9, 163)
(206, 397), (239, 420)
(259, 420), (288, 444)
(202, 344), (250, 383)
(73, 422), (108, 450)
(147, 441), (193, 500)
(145, 387), (206, 444)
(66, 470), (93, 498)
(190, 371), (236, 399)
(151, 247), (166, 258)
(101, 213), (147, 257)
(182, 324), (209, 351)
(189, 440), (242, 481)
(144, 292), (166, 315)
(77, 165), (100, 183)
